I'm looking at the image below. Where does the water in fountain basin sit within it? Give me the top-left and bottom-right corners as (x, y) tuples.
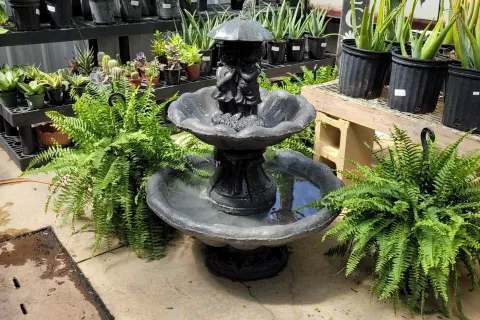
(164, 162), (323, 228)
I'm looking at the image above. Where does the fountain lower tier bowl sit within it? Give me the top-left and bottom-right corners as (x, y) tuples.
(146, 151), (343, 280)
(168, 87), (316, 150)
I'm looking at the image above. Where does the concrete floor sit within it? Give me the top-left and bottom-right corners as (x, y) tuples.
(1, 146), (480, 320)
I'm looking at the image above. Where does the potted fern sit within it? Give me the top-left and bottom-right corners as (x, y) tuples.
(0, 69), (21, 108)
(306, 7), (331, 59)
(339, 0), (404, 99)
(67, 74), (90, 97)
(388, 1), (457, 113)
(443, 3), (480, 132)
(181, 43), (202, 81)
(265, 1), (289, 65)
(285, 2), (309, 62)
(165, 33), (184, 85)
(39, 71), (68, 105)
(320, 127), (480, 320)
(17, 80), (47, 110)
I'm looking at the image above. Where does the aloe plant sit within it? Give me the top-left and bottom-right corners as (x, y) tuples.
(306, 7), (331, 38)
(453, 17), (480, 69)
(350, 0), (406, 51)
(183, 11), (218, 50)
(266, 1), (290, 42)
(286, 2), (310, 40)
(17, 81), (47, 96)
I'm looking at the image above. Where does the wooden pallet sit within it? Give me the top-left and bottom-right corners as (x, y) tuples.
(302, 80), (480, 185)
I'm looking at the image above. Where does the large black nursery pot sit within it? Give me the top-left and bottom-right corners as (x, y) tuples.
(8, 0), (41, 31)
(307, 35), (327, 59)
(45, 0), (73, 28)
(119, 0), (142, 22)
(156, 0), (179, 19)
(383, 42), (411, 85)
(47, 87), (65, 105)
(267, 41), (287, 65)
(339, 39), (391, 99)
(287, 38), (305, 62)
(165, 68), (181, 85)
(38, 0), (50, 23)
(140, 0), (156, 15)
(89, 0), (115, 24)
(200, 49), (213, 76)
(443, 64), (480, 132)
(80, 0), (93, 20)
(387, 51), (448, 114)
(179, 0), (199, 14)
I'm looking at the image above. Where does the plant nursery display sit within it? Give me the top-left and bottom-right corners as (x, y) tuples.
(443, 0), (480, 132)
(17, 80), (47, 109)
(285, 2), (309, 62)
(39, 71), (68, 105)
(306, 7), (331, 59)
(320, 127), (480, 319)
(0, 68), (22, 108)
(339, 0), (405, 99)
(264, 1), (289, 65)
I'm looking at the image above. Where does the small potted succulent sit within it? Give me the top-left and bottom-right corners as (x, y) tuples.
(145, 62), (160, 87)
(181, 43), (202, 81)
(134, 52), (148, 78)
(67, 74), (90, 98)
(129, 71), (142, 88)
(164, 33), (183, 85)
(119, 0), (142, 22)
(151, 30), (168, 64)
(266, 1), (289, 65)
(17, 80), (47, 110)
(339, 0), (405, 99)
(388, 0), (457, 113)
(39, 71), (68, 105)
(0, 69), (21, 108)
(89, 0), (115, 24)
(286, 2), (309, 62)
(122, 61), (136, 78)
(306, 7), (331, 59)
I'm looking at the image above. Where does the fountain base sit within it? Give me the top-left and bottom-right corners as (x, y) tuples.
(208, 148), (277, 216)
(205, 245), (289, 281)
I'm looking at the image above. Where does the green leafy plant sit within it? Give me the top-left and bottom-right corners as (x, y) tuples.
(286, 2), (310, 40)
(266, 1), (290, 42)
(68, 45), (95, 76)
(17, 80), (47, 96)
(39, 71), (68, 89)
(183, 10), (217, 50)
(181, 44), (202, 66)
(145, 63), (160, 79)
(0, 70), (21, 92)
(151, 30), (167, 57)
(24, 79), (202, 259)
(453, 0), (480, 69)
(19, 64), (41, 82)
(68, 74), (90, 87)
(165, 33), (184, 70)
(306, 7), (331, 38)
(320, 127), (480, 319)
(350, 0), (406, 51)
(0, 5), (12, 34)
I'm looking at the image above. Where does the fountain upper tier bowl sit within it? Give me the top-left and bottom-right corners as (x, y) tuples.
(168, 87), (316, 150)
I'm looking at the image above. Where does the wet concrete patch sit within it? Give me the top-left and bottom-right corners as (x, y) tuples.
(0, 227), (114, 320)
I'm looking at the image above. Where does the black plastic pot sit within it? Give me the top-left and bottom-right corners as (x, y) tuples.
(119, 0), (142, 22)
(231, 0), (244, 10)
(179, 0), (199, 14)
(114, 0), (121, 16)
(45, 0), (73, 28)
(140, 0), (156, 15)
(80, 0), (92, 20)
(9, 0), (41, 31)
(156, 0), (178, 19)
(388, 51), (448, 114)
(339, 39), (391, 99)
(443, 64), (480, 132)
(89, 0), (115, 24)
(72, 86), (86, 98)
(38, 0), (50, 23)
(200, 49), (213, 76)
(267, 41), (287, 65)
(307, 36), (327, 59)
(198, 0), (206, 11)
(287, 38), (305, 62)
(384, 42), (411, 86)
(0, 90), (18, 108)
(47, 87), (65, 105)
(165, 68), (181, 85)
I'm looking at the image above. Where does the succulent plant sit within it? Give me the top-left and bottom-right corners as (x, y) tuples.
(135, 52), (147, 67)
(97, 52), (105, 66)
(102, 55), (111, 73)
(111, 67), (123, 81)
(107, 60), (119, 74)
(131, 71), (140, 80)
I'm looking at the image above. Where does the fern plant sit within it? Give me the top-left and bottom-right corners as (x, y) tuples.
(24, 78), (199, 259)
(318, 127), (480, 319)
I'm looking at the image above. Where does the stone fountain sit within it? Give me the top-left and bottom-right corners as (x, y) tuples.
(146, 14), (343, 281)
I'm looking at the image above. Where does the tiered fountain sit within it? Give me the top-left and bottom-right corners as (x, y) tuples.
(146, 11), (343, 281)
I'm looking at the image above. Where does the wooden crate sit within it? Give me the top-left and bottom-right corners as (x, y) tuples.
(303, 80), (480, 184)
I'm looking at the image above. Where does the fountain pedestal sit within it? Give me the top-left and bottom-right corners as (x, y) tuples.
(208, 148), (277, 216)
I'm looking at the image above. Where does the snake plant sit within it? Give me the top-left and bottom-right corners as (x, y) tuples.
(307, 7), (331, 38)
(350, 0), (406, 51)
